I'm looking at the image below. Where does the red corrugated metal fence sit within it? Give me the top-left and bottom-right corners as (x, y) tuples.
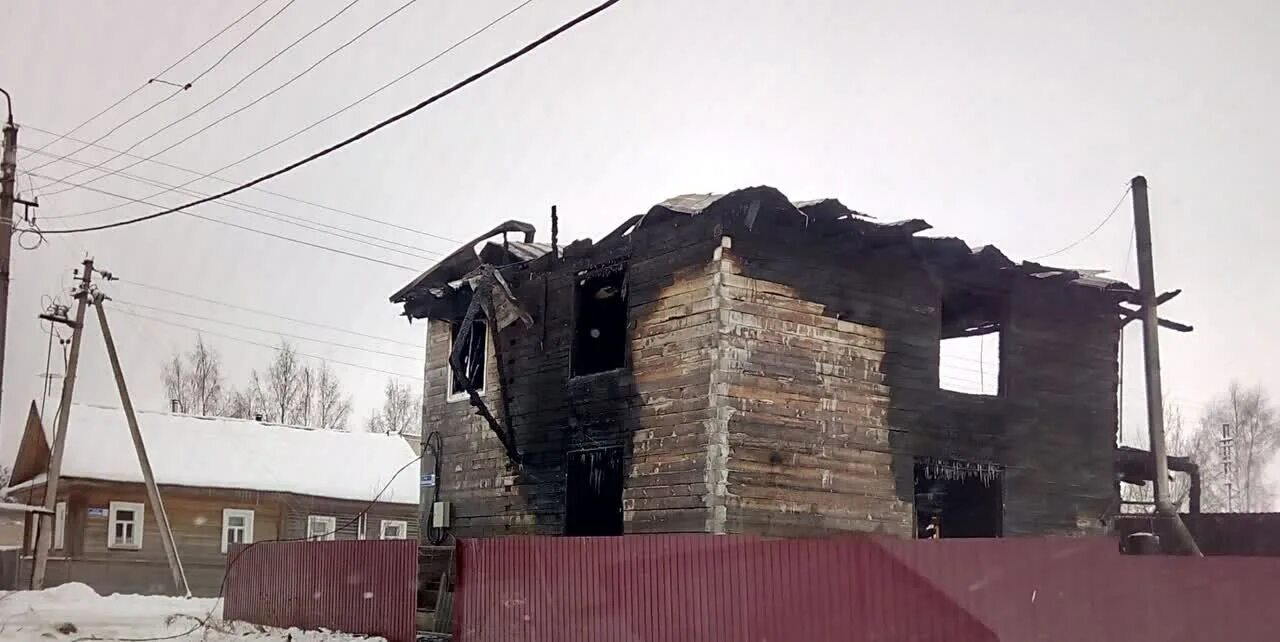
(224, 539), (416, 642)
(455, 535), (1280, 642)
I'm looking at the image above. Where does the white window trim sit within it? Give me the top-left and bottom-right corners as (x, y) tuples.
(107, 501), (144, 550)
(446, 320), (487, 403)
(357, 513), (368, 540)
(221, 509), (255, 554)
(54, 501), (67, 550)
(379, 519), (408, 540)
(307, 515), (337, 541)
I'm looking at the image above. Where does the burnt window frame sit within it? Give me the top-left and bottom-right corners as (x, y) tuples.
(570, 263), (629, 378)
(446, 318), (488, 401)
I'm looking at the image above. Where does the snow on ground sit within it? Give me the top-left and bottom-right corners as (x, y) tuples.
(0, 583), (381, 642)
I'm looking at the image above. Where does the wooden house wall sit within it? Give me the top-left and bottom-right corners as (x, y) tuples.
(20, 480), (414, 596)
(421, 210), (1122, 539)
(426, 215), (725, 536)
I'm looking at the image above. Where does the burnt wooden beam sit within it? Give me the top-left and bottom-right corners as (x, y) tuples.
(450, 291), (522, 464)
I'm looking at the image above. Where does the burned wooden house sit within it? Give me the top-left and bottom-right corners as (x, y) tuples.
(391, 186), (1139, 539)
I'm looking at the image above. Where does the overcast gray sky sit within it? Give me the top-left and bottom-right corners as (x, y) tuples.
(1, 1), (1277, 492)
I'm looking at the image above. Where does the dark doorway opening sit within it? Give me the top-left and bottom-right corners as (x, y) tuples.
(571, 268), (627, 377)
(565, 447), (624, 536)
(914, 459), (1003, 538)
(448, 319), (487, 396)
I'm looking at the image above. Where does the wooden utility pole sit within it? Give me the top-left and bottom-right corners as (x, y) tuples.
(31, 259), (93, 588)
(0, 89), (16, 433)
(95, 297), (189, 595)
(1131, 175), (1201, 556)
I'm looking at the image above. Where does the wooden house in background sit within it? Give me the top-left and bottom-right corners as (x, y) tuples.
(3, 404), (419, 595)
(391, 185), (1147, 540)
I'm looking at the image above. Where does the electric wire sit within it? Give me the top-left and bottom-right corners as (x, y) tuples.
(22, 125), (462, 244)
(24, 0), (280, 170)
(49, 0), (536, 222)
(111, 298), (419, 361)
(35, 0), (623, 235)
(24, 170), (422, 271)
(22, 155), (445, 260)
(38, 0), (368, 195)
(112, 305), (423, 381)
(1030, 185), (1133, 261)
(117, 278), (420, 348)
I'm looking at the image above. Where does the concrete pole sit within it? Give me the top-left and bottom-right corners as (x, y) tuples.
(1131, 175), (1201, 556)
(31, 259), (92, 588)
(0, 108), (16, 438)
(95, 299), (190, 596)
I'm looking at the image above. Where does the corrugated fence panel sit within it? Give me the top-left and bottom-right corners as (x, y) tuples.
(455, 535), (1280, 642)
(225, 539), (416, 642)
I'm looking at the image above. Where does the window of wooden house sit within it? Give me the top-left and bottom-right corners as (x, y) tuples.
(222, 509), (255, 553)
(447, 320), (487, 400)
(914, 459), (1003, 539)
(571, 268), (628, 377)
(380, 519), (408, 539)
(357, 514), (368, 540)
(108, 501), (144, 549)
(307, 515), (337, 541)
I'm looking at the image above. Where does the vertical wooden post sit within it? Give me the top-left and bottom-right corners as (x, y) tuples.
(31, 259), (92, 589)
(95, 299), (190, 594)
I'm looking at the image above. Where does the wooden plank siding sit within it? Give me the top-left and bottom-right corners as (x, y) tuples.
(17, 478), (415, 596)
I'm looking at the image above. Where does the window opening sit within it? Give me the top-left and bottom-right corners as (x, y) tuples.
(307, 515), (337, 541)
(571, 268), (627, 376)
(108, 501), (144, 549)
(448, 320), (487, 398)
(565, 447), (625, 536)
(939, 333), (1000, 395)
(380, 519), (408, 539)
(222, 509), (255, 553)
(914, 459), (1003, 538)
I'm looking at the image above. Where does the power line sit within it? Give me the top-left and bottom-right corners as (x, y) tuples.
(20, 125), (462, 244)
(22, 152), (445, 260)
(117, 278), (420, 348)
(37, 0), (621, 235)
(50, 0), (535, 223)
(112, 298), (419, 361)
(113, 305), (423, 381)
(24, 171), (422, 271)
(25, 0), (283, 172)
(38, 0), (358, 195)
(1030, 185), (1133, 261)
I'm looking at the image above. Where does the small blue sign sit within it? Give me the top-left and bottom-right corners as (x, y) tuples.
(87, 507), (108, 518)
(421, 474), (437, 488)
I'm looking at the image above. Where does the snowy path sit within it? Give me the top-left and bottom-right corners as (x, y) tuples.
(0, 583), (380, 642)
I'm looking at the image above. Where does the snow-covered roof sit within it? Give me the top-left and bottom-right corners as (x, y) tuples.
(10, 404), (419, 505)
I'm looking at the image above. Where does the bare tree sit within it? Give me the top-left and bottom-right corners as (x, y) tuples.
(161, 336), (226, 415)
(307, 362), (352, 430)
(1191, 382), (1280, 512)
(365, 378), (421, 435)
(1121, 404), (1197, 513)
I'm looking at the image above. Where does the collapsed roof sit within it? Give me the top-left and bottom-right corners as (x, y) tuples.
(390, 185), (1142, 323)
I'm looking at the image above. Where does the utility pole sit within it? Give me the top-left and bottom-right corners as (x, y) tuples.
(96, 296), (189, 596)
(0, 88), (17, 433)
(1131, 175), (1201, 556)
(32, 259), (93, 588)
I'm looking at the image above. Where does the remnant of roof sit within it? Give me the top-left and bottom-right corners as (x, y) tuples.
(390, 185), (1142, 311)
(4, 404), (418, 504)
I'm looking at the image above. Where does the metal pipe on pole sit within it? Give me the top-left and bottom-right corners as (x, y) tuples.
(1131, 175), (1202, 556)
